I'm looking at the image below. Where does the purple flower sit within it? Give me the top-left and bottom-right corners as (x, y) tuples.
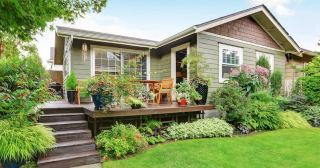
(230, 68), (240, 77)
(241, 64), (253, 74)
(261, 76), (268, 85)
(256, 66), (269, 77)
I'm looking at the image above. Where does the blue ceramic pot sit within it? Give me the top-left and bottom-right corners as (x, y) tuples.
(1, 160), (26, 168)
(92, 94), (112, 110)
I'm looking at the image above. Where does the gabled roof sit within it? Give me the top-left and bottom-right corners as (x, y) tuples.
(55, 4), (308, 64)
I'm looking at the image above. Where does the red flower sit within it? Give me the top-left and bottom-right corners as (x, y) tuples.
(12, 64), (15, 68)
(5, 95), (8, 99)
(103, 156), (107, 160)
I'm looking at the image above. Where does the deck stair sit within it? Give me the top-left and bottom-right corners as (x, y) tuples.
(37, 108), (100, 168)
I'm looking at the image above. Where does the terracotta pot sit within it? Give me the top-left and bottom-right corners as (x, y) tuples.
(177, 98), (187, 107)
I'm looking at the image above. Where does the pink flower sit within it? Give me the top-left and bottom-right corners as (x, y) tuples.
(256, 66), (269, 77)
(261, 76), (268, 85)
(234, 81), (239, 86)
(230, 68), (240, 77)
(241, 64), (254, 74)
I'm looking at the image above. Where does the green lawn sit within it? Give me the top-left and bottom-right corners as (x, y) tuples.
(103, 128), (320, 168)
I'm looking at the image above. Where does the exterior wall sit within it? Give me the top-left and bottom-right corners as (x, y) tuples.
(197, 32), (286, 93)
(205, 16), (281, 50)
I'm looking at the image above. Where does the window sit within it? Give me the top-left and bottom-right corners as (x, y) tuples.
(256, 51), (274, 72)
(219, 44), (243, 83)
(92, 47), (147, 80)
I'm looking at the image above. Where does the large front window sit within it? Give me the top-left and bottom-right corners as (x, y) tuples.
(219, 44), (243, 83)
(92, 47), (147, 80)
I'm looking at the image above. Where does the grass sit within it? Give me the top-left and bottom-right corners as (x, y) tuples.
(103, 128), (320, 168)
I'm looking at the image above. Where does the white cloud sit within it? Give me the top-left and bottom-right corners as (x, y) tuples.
(275, 4), (294, 16)
(246, 0), (303, 16)
(36, 13), (161, 66)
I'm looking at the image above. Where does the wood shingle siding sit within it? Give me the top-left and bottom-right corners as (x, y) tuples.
(205, 16), (282, 50)
(197, 32), (286, 93)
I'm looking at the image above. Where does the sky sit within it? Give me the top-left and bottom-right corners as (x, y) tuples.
(36, 0), (320, 66)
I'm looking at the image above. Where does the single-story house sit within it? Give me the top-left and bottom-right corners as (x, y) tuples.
(53, 5), (318, 102)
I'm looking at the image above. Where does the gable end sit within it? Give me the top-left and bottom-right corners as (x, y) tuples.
(204, 16), (282, 50)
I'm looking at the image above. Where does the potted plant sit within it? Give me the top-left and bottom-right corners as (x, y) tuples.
(181, 48), (213, 105)
(66, 70), (77, 104)
(174, 80), (202, 107)
(85, 75), (114, 110)
(126, 97), (146, 109)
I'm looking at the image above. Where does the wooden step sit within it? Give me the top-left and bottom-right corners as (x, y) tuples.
(43, 107), (84, 114)
(44, 121), (88, 132)
(54, 130), (92, 143)
(44, 139), (96, 157)
(40, 113), (85, 122)
(37, 150), (100, 168)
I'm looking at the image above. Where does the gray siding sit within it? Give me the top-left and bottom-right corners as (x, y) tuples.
(197, 32), (286, 93)
(150, 49), (161, 80)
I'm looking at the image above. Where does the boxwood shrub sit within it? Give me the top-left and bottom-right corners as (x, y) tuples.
(164, 118), (233, 141)
(302, 106), (320, 127)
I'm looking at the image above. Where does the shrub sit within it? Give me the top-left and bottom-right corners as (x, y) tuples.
(250, 90), (273, 103)
(256, 55), (271, 71)
(228, 64), (269, 95)
(209, 84), (249, 124)
(296, 75), (320, 105)
(66, 70), (77, 90)
(302, 106), (320, 127)
(0, 121), (56, 162)
(164, 118), (233, 141)
(281, 94), (308, 112)
(243, 100), (281, 130)
(279, 111), (311, 129)
(95, 123), (147, 159)
(270, 69), (283, 95)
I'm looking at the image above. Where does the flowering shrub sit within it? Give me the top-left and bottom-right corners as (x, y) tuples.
(164, 118), (233, 141)
(96, 123), (147, 159)
(0, 55), (60, 126)
(228, 64), (269, 95)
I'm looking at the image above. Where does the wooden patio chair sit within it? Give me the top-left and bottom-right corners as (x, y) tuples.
(154, 78), (174, 104)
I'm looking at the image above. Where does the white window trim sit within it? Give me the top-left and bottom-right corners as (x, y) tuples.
(90, 45), (149, 79)
(256, 51), (274, 72)
(219, 43), (243, 83)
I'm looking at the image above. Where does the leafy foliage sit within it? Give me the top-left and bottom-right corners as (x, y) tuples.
(174, 80), (202, 104)
(66, 70), (77, 90)
(228, 64), (269, 95)
(243, 100), (281, 130)
(181, 48), (213, 86)
(0, 121), (56, 162)
(209, 84), (249, 124)
(279, 111), (311, 129)
(249, 90), (273, 103)
(0, 0), (107, 41)
(0, 54), (59, 126)
(270, 69), (283, 95)
(302, 106), (320, 127)
(280, 95), (308, 112)
(256, 56), (271, 71)
(164, 118), (233, 141)
(294, 57), (320, 105)
(125, 97), (146, 107)
(138, 117), (165, 145)
(96, 123), (147, 159)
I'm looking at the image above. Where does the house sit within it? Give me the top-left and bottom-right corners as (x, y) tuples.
(53, 5), (317, 102)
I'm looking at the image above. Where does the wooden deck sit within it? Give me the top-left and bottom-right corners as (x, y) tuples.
(44, 101), (215, 119)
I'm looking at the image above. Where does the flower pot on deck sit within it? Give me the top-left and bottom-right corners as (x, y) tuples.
(1, 159), (26, 168)
(177, 98), (187, 107)
(131, 104), (142, 109)
(92, 94), (112, 110)
(67, 90), (77, 104)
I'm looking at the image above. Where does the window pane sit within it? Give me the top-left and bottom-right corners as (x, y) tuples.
(222, 64), (237, 78)
(122, 52), (147, 79)
(223, 49), (240, 65)
(95, 50), (121, 76)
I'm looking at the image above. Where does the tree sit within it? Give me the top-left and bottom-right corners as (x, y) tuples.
(0, 0), (107, 41)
